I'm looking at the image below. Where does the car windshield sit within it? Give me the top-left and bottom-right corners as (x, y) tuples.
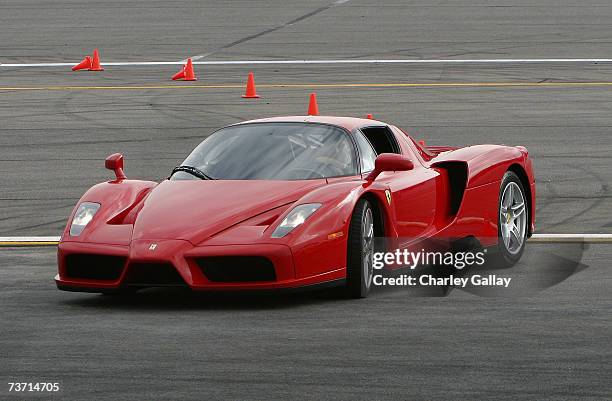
(171, 122), (358, 180)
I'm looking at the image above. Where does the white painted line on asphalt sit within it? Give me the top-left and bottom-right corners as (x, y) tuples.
(1, 234), (612, 246)
(529, 233), (612, 243)
(0, 62), (183, 67)
(3, 59), (612, 68)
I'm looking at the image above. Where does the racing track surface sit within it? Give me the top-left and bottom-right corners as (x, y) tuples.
(1, 245), (611, 400)
(1, 0), (612, 399)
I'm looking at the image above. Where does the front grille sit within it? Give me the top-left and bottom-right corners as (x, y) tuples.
(65, 254), (126, 281)
(196, 256), (276, 282)
(123, 263), (187, 287)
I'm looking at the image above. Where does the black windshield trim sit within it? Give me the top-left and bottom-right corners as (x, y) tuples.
(171, 165), (216, 180)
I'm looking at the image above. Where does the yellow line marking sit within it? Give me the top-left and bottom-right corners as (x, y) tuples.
(0, 241), (58, 247)
(2, 82), (612, 91)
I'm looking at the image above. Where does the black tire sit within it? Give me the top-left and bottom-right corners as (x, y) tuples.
(491, 171), (529, 268)
(346, 199), (375, 298)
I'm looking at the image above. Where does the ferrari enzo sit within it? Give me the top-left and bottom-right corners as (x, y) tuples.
(56, 116), (535, 298)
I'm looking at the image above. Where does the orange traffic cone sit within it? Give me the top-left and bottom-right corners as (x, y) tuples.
(89, 48), (104, 71)
(366, 113), (373, 119)
(307, 93), (319, 116)
(171, 66), (184, 80)
(172, 58), (197, 81)
(72, 56), (92, 71)
(242, 72), (260, 98)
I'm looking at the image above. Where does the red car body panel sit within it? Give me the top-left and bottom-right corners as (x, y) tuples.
(56, 116), (536, 292)
(131, 179), (326, 244)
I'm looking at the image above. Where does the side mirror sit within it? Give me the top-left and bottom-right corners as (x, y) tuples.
(105, 153), (127, 181)
(365, 153), (414, 181)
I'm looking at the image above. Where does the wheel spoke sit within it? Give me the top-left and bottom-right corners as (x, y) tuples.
(510, 224), (522, 246)
(363, 231), (373, 247)
(503, 229), (511, 248)
(512, 202), (525, 218)
(502, 223), (511, 247)
(504, 184), (513, 207)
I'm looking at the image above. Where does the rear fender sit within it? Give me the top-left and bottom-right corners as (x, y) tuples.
(431, 145), (535, 245)
(431, 145), (526, 188)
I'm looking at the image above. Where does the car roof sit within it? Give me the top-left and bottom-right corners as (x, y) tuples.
(235, 116), (388, 132)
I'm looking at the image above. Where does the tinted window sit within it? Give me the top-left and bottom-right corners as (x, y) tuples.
(172, 123), (358, 180)
(354, 131), (377, 173)
(361, 126), (400, 154)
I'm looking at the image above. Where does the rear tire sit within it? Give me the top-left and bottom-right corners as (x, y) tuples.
(346, 199), (375, 298)
(492, 171), (529, 268)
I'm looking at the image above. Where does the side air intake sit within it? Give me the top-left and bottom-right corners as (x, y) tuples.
(65, 254), (126, 281)
(432, 161), (468, 217)
(196, 256), (276, 282)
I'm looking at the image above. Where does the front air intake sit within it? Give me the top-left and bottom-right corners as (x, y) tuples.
(196, 256), (276, 282)
(123, 263), (187, 287)
(64, 254), (126, 281)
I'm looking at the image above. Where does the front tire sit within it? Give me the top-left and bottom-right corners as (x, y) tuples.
(346, 199), (375, 298)
(493, 171), (528, 267)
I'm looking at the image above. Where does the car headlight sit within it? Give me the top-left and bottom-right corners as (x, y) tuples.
(271, 203), (321, 238)
(70, 202), (100, 236)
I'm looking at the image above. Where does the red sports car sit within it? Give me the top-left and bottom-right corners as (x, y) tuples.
(56, 116), (535, 298)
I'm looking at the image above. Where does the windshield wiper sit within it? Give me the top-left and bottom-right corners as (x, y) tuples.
(171, 165), (216, 180)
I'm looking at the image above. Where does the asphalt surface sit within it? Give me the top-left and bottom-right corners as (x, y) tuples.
(2, 63), (612, 235)
(1, 0), (612, 399)
(1, 244), (611, 400)
(4, 0), (612, 62)
(2, 1), (612, 235)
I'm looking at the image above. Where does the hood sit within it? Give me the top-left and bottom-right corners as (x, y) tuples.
(131, 179), (326, 244)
